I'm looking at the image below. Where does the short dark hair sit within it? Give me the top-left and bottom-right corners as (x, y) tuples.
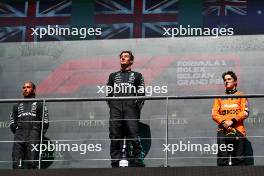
(25, 81), (36, 90)
(119, 50), (134, 61)
(222, 71), (237, 81)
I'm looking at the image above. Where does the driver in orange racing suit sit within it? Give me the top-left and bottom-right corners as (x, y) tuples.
(212, 71), (249, 166)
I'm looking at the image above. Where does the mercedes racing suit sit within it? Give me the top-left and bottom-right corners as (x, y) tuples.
(10, 101), (49, 169)
(212, 89), (249, 166)
(107, 69), (145, 167)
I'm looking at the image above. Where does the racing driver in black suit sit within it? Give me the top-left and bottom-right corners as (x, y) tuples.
(107, 51), (145, 167)
(10, 81), (49, 169)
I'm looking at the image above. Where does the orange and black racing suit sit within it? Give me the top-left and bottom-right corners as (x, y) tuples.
(212, 89), (249, 166)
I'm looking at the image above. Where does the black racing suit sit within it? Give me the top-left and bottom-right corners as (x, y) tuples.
(107, 69), (145, 167)
(10, 101), (49, 169)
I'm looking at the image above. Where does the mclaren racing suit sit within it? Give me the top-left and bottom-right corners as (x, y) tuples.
(10, 101), (49, 169)
(107, 69), (145, 167)
(212, 89), (249, 165)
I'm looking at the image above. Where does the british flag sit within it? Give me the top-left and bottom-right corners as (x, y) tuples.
(0, 0), (72, 42)
(203, 0), (247, 16)
(203, 0), (248, 35)
(94, 0), (179, 39)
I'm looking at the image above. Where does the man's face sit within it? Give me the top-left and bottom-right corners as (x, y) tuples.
(120, 52), (132, 66)
(224, 74), (236, 90)
(22, 82), (35, 98)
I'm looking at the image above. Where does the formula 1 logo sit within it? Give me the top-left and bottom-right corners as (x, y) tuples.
(37, 57), (174, 95)
(37, 55), (240, 95)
